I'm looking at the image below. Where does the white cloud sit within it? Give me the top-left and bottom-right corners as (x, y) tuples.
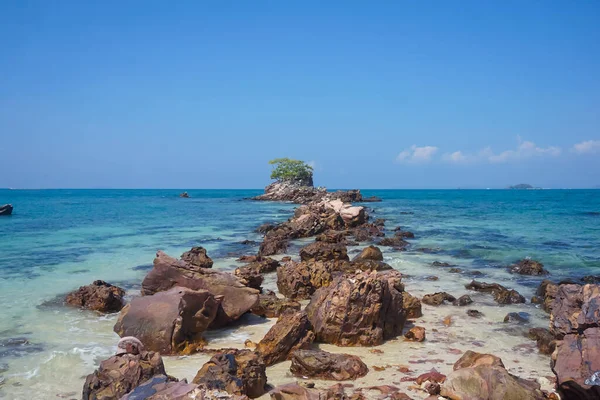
(443, 139), (561, 164)
(572, 140), (600, 154)
(395, 145), (438, 164)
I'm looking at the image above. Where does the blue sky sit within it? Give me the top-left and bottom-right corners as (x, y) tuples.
(1, 1), (599, 189)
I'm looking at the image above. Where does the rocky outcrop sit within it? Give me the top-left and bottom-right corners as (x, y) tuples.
(180, 247), (213, 268)
(509, 259), (548, 276)
(552, 327), (600, 400)
(299, 241), (349, 263)
(441, 351), (545, 400)
(378, 236), (410, 250)
(65, 280), (125, 313)
(255, 310), (315, 366)
(0, 204), (13, 216)
(276, 260), (335, 300)
(453, 294), (473, 307)
(258, 236), (289, 256)
(141, 251), (259, 327)
(83, 338), (168, 400)
(234, 266), (264, 291)
(465, 280), (526, 304)
(305, 270), (407, 346)
(120, 375), (201, 400)
(548, 283), (598, 338)
(528, 328), (555, 355)
(289, 349), (368, 381)
(269, 383), (353, 400)
(532, 279), (559, 312)
(250, 291), (301, 318)
(192, 349), (267, 398)
(251, 181), (322, 203)
(422, 292), (456, 306)
(114, 287), (220, 355)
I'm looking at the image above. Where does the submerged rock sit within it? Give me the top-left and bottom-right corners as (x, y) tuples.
(114, 287), (220, 355)
(65, 280), (125, 313)
(465, 280), (525, 304)
(0, 204), (13, 216)
(141, 251), (259, 327)
(180, 247), (213, 268)
(509, 259), (549, 276)
(453, 295), (473, 307)
(255, 310), (315, 366)
(289, 349), (368, 381)
(504, 312), (529, 324)
(306, 269), (407, 346)
(422, 292), (456, 306)
(192, 349), (267, 398)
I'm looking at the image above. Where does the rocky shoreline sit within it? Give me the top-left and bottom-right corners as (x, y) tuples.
(63, 182), (599, 399)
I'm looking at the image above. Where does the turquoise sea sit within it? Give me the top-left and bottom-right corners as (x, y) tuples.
(0, 189), (599, 398)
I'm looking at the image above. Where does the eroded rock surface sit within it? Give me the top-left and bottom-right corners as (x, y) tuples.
(290, 349), (368, 381)
(180, 247), (213, 268)
(65, 280), (125, 313)
(465, 280), (525, 304)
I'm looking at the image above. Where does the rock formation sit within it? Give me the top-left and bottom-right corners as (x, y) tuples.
(65, 280), (125, 313)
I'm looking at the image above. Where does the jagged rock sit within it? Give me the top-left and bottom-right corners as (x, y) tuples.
(527, 328), (555, 355)
(315, 231), (347, 244)
(402, 292), (423, 319)
(441, 351), (544, 400)
(192, 349), (267, 398)
(114, 287), (220, 355)
(256, 310), (315, 366)
(351, 223), (385, 242)
(251, 181), (321, 203)
(258, 236), (289, 256)
(453, 295), (473, 307)
(250, 291), (301, 318)
(65, 280), (125, 313)
(290, 349), (368, 381)
(299, 242), (349, 263)
(378, 237), (409, 250)
(422, 292), (456, 306)
(552, 327), (600, 400)
(121, 375), (206, 400)
(306, 270), (406, 346)
(256, 223), (276, 235)
(276, 260), (335, 300)
(352, 245), (383, 262)
(549, 283), (599, 339)
(180, 247), (213, 268)
(141, 251), (259, 327)
(83, 345), (167, 400)
(234, 266), (264, 291)
(509, 259), (548, 276)
(534, 280), (559, 312)
(404, 326), (426, 342)
(465, 280), (525, 304)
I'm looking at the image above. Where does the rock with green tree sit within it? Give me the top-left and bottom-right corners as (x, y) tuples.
(268, 158), (314, 187)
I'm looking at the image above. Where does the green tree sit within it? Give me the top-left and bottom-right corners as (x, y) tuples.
(269, 158), (314, 185)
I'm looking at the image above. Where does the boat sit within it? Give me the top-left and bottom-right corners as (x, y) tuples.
(0, 204), (13, 216)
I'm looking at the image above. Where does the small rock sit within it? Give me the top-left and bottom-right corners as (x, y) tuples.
(404, 326), (426, 342)
(453, 295), (473, 306)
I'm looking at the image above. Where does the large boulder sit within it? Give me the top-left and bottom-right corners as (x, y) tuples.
(65, 280), (125, 313)
(352, 245), (383, 262)
(289, 349), (368, 381)
(276, 260), (335, 300)
(180, 247), (213, 268)
(509, 259), (548, 275)
(255, 310), (315, 366)
(402, 292), (423, 319)
(83, 341), (168, 400)
(192, 349), (267, 398)
(113, 287), (220, 355)
(323, 199), (367, 227)
(299, 242), (349, 263)
(441, 351), (545, 400)
(532, 280), (559, 312)
(141, 251), (259, 327)
(305, 270), (407, 346)
(552, 327), (600, 400)
(234, 265), (264, 291)
(258, 235), (289, 256)
(528, 328), (556, 355)
(250, 291), (301, 318)
(549, 283), (599, 339)
(465, 280), (525, 304)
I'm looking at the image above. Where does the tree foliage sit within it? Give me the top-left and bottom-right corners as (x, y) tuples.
(269, 158), (313, 184)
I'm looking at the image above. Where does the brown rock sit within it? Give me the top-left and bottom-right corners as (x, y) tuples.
(453, 295), (473, 306)
(290, 349), (368, 381)
(549, 283), (600, 339)
(404, 326), (426, 342)
(299, 242), (349, 263)
(306, 270), (406, 346)
(394, 229), (415, 239)
(442, 351), (544, 400)
(259, 236), (289, 256)
(402, 292), (423, 319)
(180, 247), (213, 268)
(416, 369), (446, 384)
(120, 375), (206, 400)
(113, 287), (220, 355)
(276, 260), (334, 300)
(467, 309), (484, 318)
(141, 251), (259, 327)
(268, 383), (324, 400)
(192, 349), (267, 398)
(422, 292), (456, 306)
(256, 310), (315, 366)
(352, 245), (383, 262)
(378, 237), (409, 250)
(234, 265), (264, 291)
(65, 280), (125, 313)
(536, 280), (560, 313)
(552, 327), (600, 400)
(465, 280), (525, 304)
(509, 259), (548, 276)
(83, 348), (167, 400)
(528, 328), (556, 355)
(250, 291), (301, 318)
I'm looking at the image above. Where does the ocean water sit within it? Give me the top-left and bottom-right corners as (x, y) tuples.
(0, 189), (599, 399)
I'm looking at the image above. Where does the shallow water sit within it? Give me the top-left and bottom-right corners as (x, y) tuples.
(0, 189), (599, 399)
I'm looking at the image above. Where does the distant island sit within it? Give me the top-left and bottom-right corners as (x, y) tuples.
(508, 184), (540, 190)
